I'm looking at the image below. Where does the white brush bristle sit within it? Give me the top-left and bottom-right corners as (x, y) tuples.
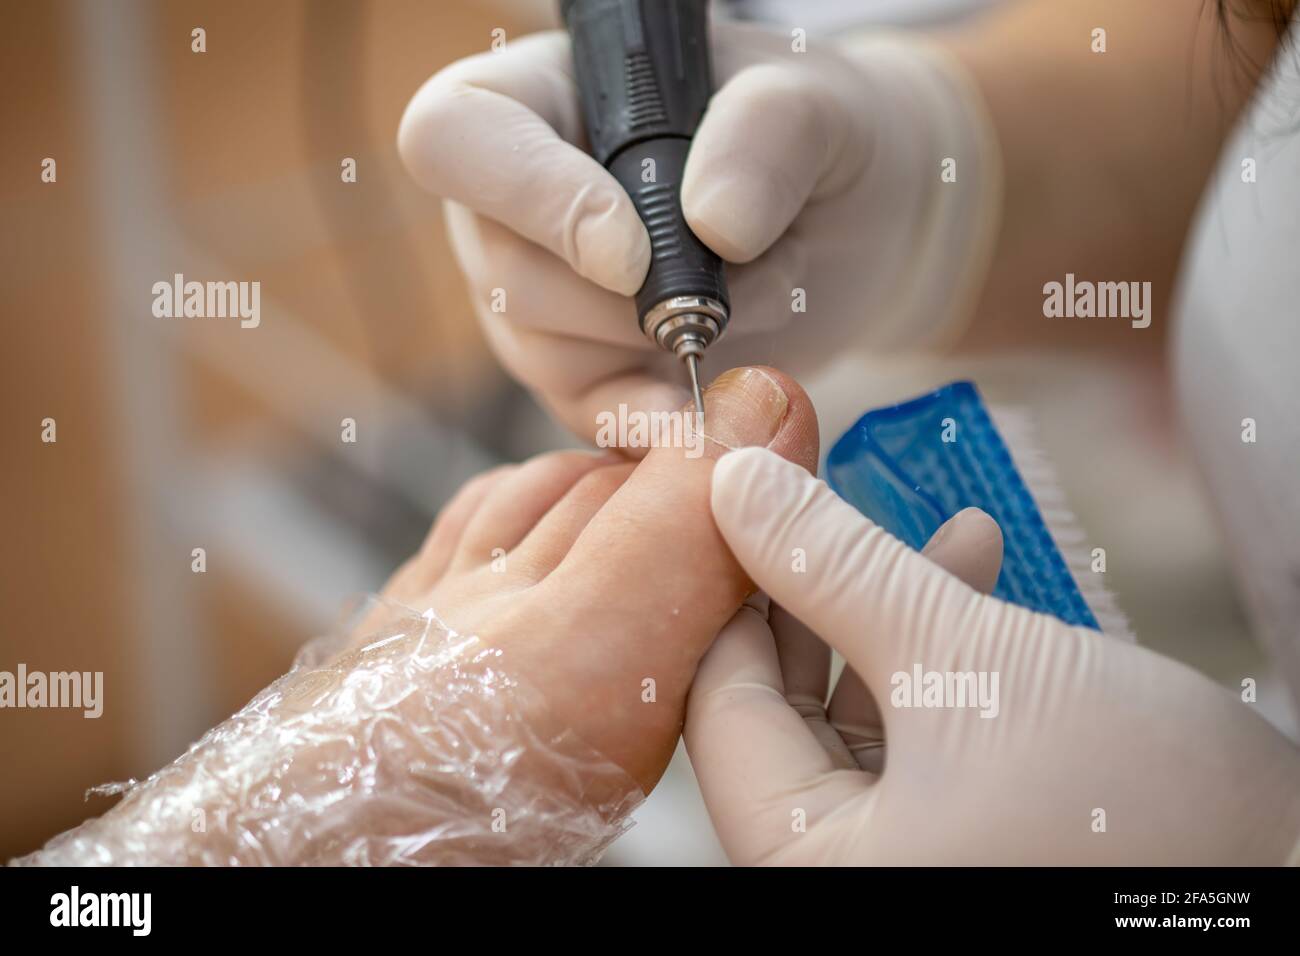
(989, 405), (1134, 642)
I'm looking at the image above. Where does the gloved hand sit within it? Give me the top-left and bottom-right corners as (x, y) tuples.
(686, 447), (1300, 865)
(398, 22), (999, 443)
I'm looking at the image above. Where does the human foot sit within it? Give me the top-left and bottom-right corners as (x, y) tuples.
(19, 367), (818, 866)
(379, 366), (819, 791)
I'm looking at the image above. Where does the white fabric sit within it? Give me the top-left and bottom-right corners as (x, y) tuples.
(1172, 40), (1300, 716)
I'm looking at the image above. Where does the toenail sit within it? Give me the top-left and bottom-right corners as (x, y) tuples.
(702, 367), (789, 448)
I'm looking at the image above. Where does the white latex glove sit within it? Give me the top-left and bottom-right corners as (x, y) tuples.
(398, 22), (999, 443)
(686, 447), (1300, 865)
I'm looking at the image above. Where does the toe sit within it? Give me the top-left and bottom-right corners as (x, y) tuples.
(450, 450), (616, 574)
(510, 462), (636, 580)
(546, 365), (818, 624)
(386, 463), (517, 601)
(529, 366), (819, 786)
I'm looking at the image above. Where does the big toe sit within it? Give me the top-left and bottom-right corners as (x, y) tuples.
(552, 365), (817, 619)
(533, 366), (818, 781)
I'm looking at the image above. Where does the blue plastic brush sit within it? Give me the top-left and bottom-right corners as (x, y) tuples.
(826, 380), (1129, 635)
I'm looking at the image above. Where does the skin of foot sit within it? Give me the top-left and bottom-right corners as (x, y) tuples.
(377, 365), (819, 793)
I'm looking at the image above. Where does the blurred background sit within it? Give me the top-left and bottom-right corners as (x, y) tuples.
(1, 0), (1292, 864)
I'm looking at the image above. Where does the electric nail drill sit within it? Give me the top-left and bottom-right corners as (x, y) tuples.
(561, 0), (728, 425)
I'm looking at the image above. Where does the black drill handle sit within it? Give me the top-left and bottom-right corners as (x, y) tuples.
(562, 0), (729, 326)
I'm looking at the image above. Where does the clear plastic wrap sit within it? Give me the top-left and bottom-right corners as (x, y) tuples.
(13, 597), (643, 866)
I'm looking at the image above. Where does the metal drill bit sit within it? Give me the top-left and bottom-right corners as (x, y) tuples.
(685, 352), (705, 430)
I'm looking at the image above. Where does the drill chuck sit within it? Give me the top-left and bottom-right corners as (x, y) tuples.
(642, 295), (726, 360)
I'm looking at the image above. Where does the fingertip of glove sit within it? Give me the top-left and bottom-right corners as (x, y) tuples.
(714, 444), (775, 480)
(395, 97), (432, 186)
(955, 507), (1003, 550)
(711, 446), (789, 527)
(575, 193), (652, 296)
(683, 180), (772, 265)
